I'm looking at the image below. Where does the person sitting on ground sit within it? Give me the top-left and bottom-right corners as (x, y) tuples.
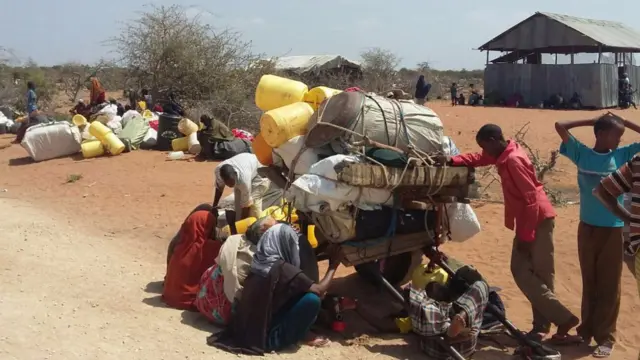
(163, 206), (225, 310)
(163, 92), (185, 116)
(409, 266), (489, 359)
(194, 216), (275, 325)
(209, 223), (338, 354)
(213, 153), (271, 229)
(69, 99), (89, 117)
(201, 114), (234, 141)
(437, 124), (580, 344)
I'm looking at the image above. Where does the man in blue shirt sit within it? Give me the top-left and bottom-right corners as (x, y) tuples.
(556, 113), (640, 358)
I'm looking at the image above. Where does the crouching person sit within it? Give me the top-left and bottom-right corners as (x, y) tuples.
(409, 266), (489, 359)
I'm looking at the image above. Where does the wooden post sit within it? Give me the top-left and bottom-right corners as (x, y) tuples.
(615, 53), (619, 65)
(598, 45), (602, 63)
(555, 53), (558, 64)
(486, 50), (489, 64)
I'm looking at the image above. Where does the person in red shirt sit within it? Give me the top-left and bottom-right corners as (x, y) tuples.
(438, 124), (580, 344)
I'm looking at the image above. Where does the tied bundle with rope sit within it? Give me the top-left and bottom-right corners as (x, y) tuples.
(266, 90), (474, 255)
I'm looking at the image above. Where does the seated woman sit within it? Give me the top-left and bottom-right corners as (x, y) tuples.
(210, 223), (338, 354)
(163, 206), (225, 310)
(408, 266), (490, 360)
(194, 216), (275, 325)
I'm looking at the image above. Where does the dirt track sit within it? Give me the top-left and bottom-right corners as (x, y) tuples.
(1, 102), (639, 359)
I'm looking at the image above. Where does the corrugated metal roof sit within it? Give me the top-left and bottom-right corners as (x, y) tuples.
(540, 12), (640, 49)
(479, 12), (640, 52)
(275, 55), (361, 74)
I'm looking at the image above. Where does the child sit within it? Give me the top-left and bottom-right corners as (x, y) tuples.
(555, 113), (640, 358)
(440, 124), (579, 343)
(450, 83), (458, 106)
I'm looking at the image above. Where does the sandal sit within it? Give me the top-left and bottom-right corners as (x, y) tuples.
(306, 336), (331, 348)
(548, 334), (583, 346)
(592, 343), (614, 358)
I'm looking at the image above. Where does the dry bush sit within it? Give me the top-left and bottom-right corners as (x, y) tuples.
(1, 57), (56, 113)
(109, 4), (272, 130)
(476, 122), (564, 205)
(57, 60), (114, 103)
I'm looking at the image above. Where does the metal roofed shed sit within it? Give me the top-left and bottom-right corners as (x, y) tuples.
(478, 12), (640, 109)
(275, 55), (361, 75)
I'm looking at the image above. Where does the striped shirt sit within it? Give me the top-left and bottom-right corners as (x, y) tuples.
(599, 156), (640, 256)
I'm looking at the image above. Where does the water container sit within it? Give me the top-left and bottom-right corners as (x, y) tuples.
(72, 114), (88, 127)
(304, 86), (342, 110)
(260, 102), (314, 148)
(222, 217), (257, 235)
(102, 133), (126, 155)
(307, 225), (318, 248)
(156, 113), (182, 150)
(178, 118), (198, 136)
(142, 109), (153, 119)
(255, 74), (309, 111)
(411, 264), (449, 290)
(81, 140), (105, 158)
(171, 136), (189, 151)
(187, 132), (201, 155)
(138, 101), (147, 111)
(252, 133), (273, 165)
(88, 121), (111, 139)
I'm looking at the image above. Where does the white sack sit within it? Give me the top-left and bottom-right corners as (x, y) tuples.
(21, 122), (82, 162)
(273, 135), (327, 174)
(446, 202), (481, 242)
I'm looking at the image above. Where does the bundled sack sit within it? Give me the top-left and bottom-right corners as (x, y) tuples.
(445, 202), (481, 242)
(21, 122), (82, 162)
(336, 162), (472, 189)
(119, 116), (150, 150)
(289, 154), (394, 212)
(304, 91), (444, 154)
(273, 135), (333, 175)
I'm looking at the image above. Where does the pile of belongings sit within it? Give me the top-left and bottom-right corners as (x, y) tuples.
(256, 87), (481, 252)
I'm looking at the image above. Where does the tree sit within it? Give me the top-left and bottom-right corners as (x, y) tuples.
(109, 4), (270, 128)
(58, 60), (111, 103)
(360, 48), (401, 92)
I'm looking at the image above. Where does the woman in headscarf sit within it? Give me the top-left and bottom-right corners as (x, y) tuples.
(163, 92), (185, 116)
(415, 75), (431, 105)
(210, 223), (339, 354)
(163, 208), (224, 310)
(89, 77), (106, 106)
(194, 216), (276, 325)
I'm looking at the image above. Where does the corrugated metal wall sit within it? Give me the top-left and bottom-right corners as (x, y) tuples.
(625, 65), (640, 103)
(484, 63), (618, 108)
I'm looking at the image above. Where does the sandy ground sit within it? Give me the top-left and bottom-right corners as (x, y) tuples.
(0, 102), (639, 359)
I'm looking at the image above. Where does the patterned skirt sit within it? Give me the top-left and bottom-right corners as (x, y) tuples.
(194, 264), (234, 326)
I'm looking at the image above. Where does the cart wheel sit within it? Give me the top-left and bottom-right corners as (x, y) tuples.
(355, 250), (423, 287)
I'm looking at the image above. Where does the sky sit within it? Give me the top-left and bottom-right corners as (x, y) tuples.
(1, 0), (638, 70)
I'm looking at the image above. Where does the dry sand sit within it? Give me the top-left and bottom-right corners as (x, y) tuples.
(0, 103), (639, 359)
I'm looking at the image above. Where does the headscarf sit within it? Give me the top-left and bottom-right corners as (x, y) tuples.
(250, 223), (300, 277)
(163, 210), (221, 309)
(89, 77), (105, 104)
(416, 75), (425, 91)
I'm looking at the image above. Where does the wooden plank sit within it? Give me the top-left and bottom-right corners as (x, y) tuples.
(340, 232), (435, 266)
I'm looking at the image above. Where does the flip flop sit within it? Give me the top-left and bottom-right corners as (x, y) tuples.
(548, 334), (583, 346)
(306, 336), (331, 348)
(592, 343), (614, 358)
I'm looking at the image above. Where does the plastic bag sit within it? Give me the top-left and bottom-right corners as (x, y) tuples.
(446, 202), (481, 242)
